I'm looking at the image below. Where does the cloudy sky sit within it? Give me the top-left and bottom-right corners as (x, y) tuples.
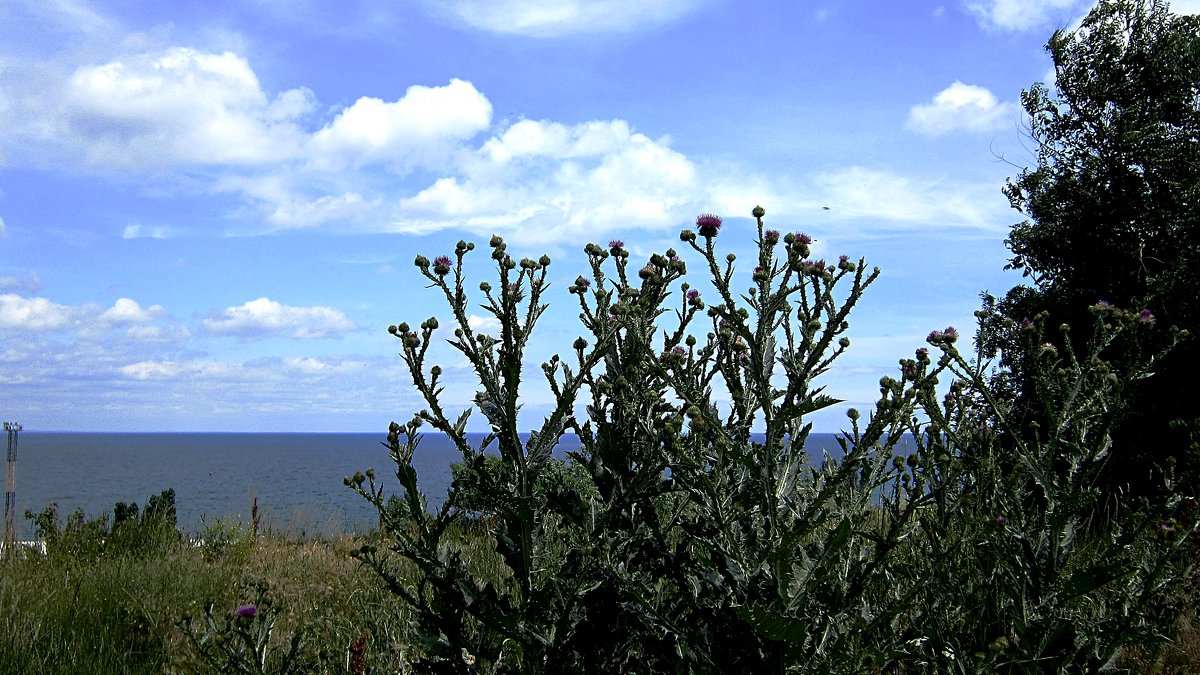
(1, 0), (1191, 432)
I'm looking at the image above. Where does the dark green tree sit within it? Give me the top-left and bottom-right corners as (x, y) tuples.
(993, 0), (1200, 497)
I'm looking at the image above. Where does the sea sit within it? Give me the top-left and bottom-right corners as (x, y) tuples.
(5, 431), (858, 540)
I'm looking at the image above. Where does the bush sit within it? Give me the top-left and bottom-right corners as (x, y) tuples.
(352, 208), (1196, 673)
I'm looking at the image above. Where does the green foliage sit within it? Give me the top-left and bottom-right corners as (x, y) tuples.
(995, 0), (1200, 495)
(23, 488), (181, 562)
(178, 580), (310, 675)
(355, 207), (1198, 672)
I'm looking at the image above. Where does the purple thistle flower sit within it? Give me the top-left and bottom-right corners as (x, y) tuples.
(1096, 300), (1113, 309)
(687, 289), (700, 301)
(764, 229), (780, 245)
(235, 604), (257, 618)
(943, 326), (959, 343)
(794, 232), (813, 245)
(1137, 309), (1156, 325)
(433, 255), (453, 276)
(696, 213), (723, 237)
(672, 346), (687, 355)
(608, 239), (624, 250)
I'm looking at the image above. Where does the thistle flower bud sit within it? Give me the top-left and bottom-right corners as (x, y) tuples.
(489, 235), (503, 248)
(539, 254), (551, 267)
(752, 205), (766, 218)
(414, 254), (430, 269)
(680, 229), (696, 243)
(573, 337), (588, 350)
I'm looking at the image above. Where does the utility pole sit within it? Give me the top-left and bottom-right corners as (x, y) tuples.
(3, 422), (20, 557)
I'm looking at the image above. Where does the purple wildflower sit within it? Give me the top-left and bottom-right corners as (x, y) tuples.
(764, 229), (780, 245)
(794, 232), (813, 245)
(1020, 317), (1034, 331)
(672, 346), (687, 355)
(1137, 309), (1156, 325)
(687, 289), (700, 301)
(235, 604), (257, 618)
(915, 347), (929, 361)
(696, 213), (723, 237)
(433, 255), (452, 276)
(608, 239), (625, 250)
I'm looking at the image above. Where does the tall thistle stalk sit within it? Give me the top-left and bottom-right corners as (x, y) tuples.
(349, 207), (1195, 674)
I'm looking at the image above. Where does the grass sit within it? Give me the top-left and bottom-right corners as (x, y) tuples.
(0, 520), (417, 674)
(2, 507), (1199, 673)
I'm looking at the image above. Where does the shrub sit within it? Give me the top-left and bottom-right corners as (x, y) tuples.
(352, 208), (1196, 673)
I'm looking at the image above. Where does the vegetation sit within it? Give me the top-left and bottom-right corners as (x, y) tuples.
(4, 2), (1199, 673)
(347, 200), (1195, 673)
(991, 0), (1200, 499)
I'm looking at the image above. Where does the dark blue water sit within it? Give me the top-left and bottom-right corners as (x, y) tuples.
(7, 432), (857, 539)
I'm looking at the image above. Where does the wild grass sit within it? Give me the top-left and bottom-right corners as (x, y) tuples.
(0, 512), (423, 674)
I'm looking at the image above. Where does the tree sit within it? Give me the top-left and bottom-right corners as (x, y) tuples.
(994, 0), (1200, 497)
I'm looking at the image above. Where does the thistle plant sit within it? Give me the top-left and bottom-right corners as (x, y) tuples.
(351, 206), (1196, 673)
(178, 580), (309, 675)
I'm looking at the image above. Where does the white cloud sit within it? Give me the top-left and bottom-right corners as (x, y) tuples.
(906, 81), (1021, 136)
(0, 273), (42, 294)
(467, 314), (502, 332)
(122, 224), (168, 239)
(804, 166), (1008, 232)
(285, 356), (366, 375)
(965, 0), (1086, 31)
(428, 0), (708, 37)
(61, 47), (313, 167)
(265, 192), (374, 229)
(0, 294), (73, 330)
(307, 79), (492, 169)
(203, 297), (358, 339)
(0, 214), (5, 235)
(393, 118), (703, 242)
(98, 297), (162, 324)
(120, 360), (185, 380)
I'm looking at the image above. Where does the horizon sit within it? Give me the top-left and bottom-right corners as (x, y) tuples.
(4, 0), (1196, 432)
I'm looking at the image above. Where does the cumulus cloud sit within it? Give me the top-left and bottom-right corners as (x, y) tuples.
(906, 81), (1021, 136)
(0, 294), (74, 330)
(393, 118), (704, 242)
(427, 0), (708, 37)
(964, 0), (1085, 31)
(61, 47), (314, 167)
(307, 79), (492, 170)
(467, 314), (502, 332)
(203, 297), (358, 339)
(98, 297), (163, 324)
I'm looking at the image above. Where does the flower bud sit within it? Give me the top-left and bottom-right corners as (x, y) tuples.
(752, 205), (766, 218)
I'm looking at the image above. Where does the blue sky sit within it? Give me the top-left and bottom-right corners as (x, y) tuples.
(2, 0), (1190, 432)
